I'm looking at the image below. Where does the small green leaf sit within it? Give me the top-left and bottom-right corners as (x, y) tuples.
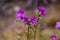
(39, 17), (42, 20)
(35, 10), (38, 14)
(16, 19), (21, 22)
(17, 35), (21, 40)
(28, 24), (32, 28)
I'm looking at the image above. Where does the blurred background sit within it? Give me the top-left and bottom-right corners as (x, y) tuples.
(0, 0), (60, 40)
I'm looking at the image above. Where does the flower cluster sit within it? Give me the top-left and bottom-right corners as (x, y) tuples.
(15, 9), (36, 24)
(15, 6), (46, 25)
(15, 6), (46, 40)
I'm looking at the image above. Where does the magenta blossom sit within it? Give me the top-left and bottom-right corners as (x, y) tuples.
(24, 16), (36, 24)
(38, 6), (46, 15)
(50, 34), (57, 40)
(56, 21), (60, 29)
(16, 10), (24, 19)
(29, 16), (36, 24)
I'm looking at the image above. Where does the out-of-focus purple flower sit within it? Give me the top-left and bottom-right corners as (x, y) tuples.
(56, 21), (60, 29)
(23, 16), (36, 24)
(30, 16), (36, 24)
(38, 6), (46, 15)
(50, 34), (57, 40)
(16, 10), (24, 19)
(24, 16), (29, 24)
(16, 10), (24, 15)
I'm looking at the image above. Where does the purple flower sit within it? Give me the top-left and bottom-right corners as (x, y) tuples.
(38, 6), (45, 15)
(23, 16), (36, 24)
(50, 34), (57, 40)
(30, 16), (36, 24)
(16, 10), (24, 19)
(56, 21), (60, 29)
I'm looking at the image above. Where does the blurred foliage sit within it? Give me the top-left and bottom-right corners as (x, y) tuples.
(57, 37), (60, 40)
(55, 5), (60, 11)
(39, 30), (50, 40)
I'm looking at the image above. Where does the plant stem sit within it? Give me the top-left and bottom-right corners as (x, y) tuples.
(27, 27), (30, 40)
(34, 15), (40, 40)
